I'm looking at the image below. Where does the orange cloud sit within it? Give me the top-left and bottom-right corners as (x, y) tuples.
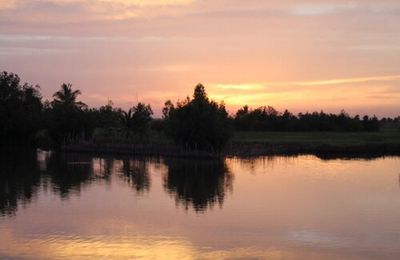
(208, 75), (400, 114)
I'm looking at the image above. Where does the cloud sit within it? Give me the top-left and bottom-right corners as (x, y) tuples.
(98, 0), (193, 7)
(3, 0), (193, 7)
(212, 75), (400, 89)
(208, 75), (400, 114)
(0, 0), (18, 10)
(0, 0), (194, 21)
(214, 84), (265, 91)
(0, 33), (127, 42)
(282, 75), (400, 87)
(2, 0), (400, 29)
(291, 2), (358, 16)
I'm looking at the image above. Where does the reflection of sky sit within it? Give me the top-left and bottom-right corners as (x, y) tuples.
(1, 1), (400, 116)
(1, 155), (400, 259)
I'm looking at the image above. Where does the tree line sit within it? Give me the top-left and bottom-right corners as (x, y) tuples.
(1, 71), (399, 151)
(234, 106), (381, 132)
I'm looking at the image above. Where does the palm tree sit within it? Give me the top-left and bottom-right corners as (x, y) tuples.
(52, 83), (86, 109)
(121, 108), (134, 130)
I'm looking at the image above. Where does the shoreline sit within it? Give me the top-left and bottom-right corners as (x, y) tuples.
(61, 142), (400, 159)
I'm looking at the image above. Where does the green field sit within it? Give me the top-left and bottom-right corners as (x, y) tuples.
(232, 130), (400, 147)
(75, 129), (400, 156)
(92, 128), (400, 148)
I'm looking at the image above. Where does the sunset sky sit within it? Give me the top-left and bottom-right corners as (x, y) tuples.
(1, 0), (399, 117)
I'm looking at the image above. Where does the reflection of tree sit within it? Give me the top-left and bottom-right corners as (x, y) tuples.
(0, 151), (156, 217)
(316, 153), (384, 161)
(236, 156), (293, 174)
(121, 159), (150, 194)
(163, 158), (233, 213)
(0, 149), (41, 216)
(0, 150), (234, 217)
(92, 157), (113, 182)
(45, 153), (94, 198)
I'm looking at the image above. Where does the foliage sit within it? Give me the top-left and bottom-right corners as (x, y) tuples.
(163, 84), (232, 152)
(232, 130), (400, 151)
(45, 83), (88, 146)
(234, 106), (380, 132)
(52, 83), (86, 109)
(0, 71), (397, 150)
(0, 72), (43, 145)
(121, 102), (153, 134)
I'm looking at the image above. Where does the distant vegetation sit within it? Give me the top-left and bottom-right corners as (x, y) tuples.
(234, 106), (381, 132)
(1, 71), (399, 152)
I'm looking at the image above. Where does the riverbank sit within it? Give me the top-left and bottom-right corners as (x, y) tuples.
(62, 130), (400, 158)
(62, 143), (217, 158)
(228, 130), (400, 156)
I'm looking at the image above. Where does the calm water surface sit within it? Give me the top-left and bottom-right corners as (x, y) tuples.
(1, 150), (400, 259)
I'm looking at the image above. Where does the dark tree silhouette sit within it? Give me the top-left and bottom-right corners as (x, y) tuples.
(0, 71), (392, 150)
(46, 83), (88, 146)
(0, 71), (43, 145)
(52, 83), (86, 109)
(130, 103), (153, 133)
(121, 103), (153, 132)
(119, 102), (153, 140)
(121, 107), (134, 134)
(234, 105), (380, 132)
(163, 84), (232, 152)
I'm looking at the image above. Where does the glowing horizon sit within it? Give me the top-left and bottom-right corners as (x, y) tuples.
(1, 0), (399, 117)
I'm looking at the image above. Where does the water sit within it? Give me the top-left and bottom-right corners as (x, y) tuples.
(1, 150), (400, 259)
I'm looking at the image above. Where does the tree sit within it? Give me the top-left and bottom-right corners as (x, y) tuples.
(121, 102), (153, 134)
(0, 71), (43, 145)
(47, 83), (87, 146)
(96, 100), (122, 128)
(130, 103), (153, 133)
(121, 108), (134, 131)
(163, 84), (232, 152)
(52, 83), (86, 109)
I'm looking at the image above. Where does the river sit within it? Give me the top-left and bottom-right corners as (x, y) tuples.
(0, 150), (399, 259)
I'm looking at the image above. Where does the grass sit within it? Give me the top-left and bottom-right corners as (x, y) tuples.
(232, 129), (400, 147)
(91, 127), (400, 148)
(67, 129), (400, 157)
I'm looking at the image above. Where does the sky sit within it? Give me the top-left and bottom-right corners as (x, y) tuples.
(1, 0), (399, 117)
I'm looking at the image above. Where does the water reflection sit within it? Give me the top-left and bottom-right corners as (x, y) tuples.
(235, 156), (296, 175)
(120, 159), (151, 194)
(45, 153), (96, 198)
(0, 149), (41, 216)
(163, 158), (233, 212)
(315, 153), (398, 161)
(0, 150), (234, 216)
(1, 150), (400, 259)
(1, 149), (397, 218)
